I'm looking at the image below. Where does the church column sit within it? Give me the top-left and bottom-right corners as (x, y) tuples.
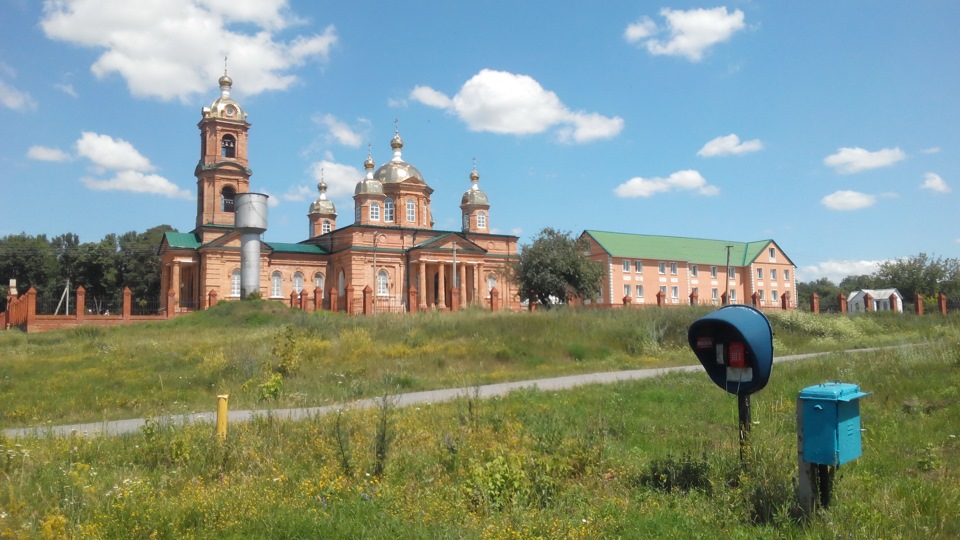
(418, 260), (428, 311)
(160, 263), (170, 310)
(458, 264), (466, 309)
(476, 263), (484, 304)
(438, 261), (447, 310)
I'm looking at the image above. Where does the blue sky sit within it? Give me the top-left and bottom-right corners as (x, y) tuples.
(1, 1), (957, 282)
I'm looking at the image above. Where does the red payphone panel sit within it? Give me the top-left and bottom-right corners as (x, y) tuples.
(729, 342), (746, 368)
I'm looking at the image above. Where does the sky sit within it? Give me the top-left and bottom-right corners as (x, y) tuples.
(1, 1), (958, 283)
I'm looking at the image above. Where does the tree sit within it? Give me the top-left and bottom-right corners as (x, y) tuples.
(796, 277), (841, 311)
(511, 228), (603, 307)
(116, 225), (174, 302)
(0, 233), (58, 309)
(838, 274), (878, 293)
(875, 253), (960, 300)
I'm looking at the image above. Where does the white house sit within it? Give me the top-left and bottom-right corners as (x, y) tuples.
(848, 289), (904, 313)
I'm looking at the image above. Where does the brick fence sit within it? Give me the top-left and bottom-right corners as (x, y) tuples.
(2, 286), (172, 333)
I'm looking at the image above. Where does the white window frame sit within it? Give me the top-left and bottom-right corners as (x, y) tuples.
(406, 198), (416, 223)
(635, 284), (644, 298)
(377, 270), (389, 296)
(634, 260), (642, 273)
(314, 272), (324, 293)
(772, 290), (779, 305)
(769, 247), (776, 261)
(671, 286), (679, 300)
(322, 220), (332, 234)
(711, 266), (718, 278)
(670, 262), (678, 275)
(370, 202), (380, 221)
(658, 262), (666, 275)
(486, 274), (497, 297)
(712, 288), (719, 302)
(771, 269), (777, 281)
(728, 267), (735, 279)
(659, 285), (667, 297)
(759, 290), (765, 302)
(690, 265), (698, 277)
(293, 272), (304, 294)
(731, 290), (738, 303)
(230, 269), (241, 297)
(622, 260), (631, 272)
(477, 211), (487, 229)
(757, 268), (763, 280)
(384, 198), (395, 222)
(354, 203), (360, 223)
(623, 284), (631, 297)
(271, 271), (283, 298)
(784, 270), (790, 281)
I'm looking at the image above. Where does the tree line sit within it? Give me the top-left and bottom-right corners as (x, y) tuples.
(0, 225), (174, 311)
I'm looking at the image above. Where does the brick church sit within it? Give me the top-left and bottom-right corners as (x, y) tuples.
(159, 73), (521, 314)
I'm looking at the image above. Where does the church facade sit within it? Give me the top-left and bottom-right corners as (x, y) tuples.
(159, 74), (521, 314)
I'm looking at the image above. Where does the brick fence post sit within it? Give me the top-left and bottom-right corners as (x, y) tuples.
(889, 293), (899, 313)
(490, 287), (499, 312)
(623, 295), (632, 306)
(25, 288), (37, 330)
(408, 286), (418, 313)
(123, 287), (132, 320)
(329, 288), (339, 312)
(167, 291), (176, 318)
(720, 291), (729, 306)
(938, 292), (947, 315)
(363, 285), (373, 315)
(915, 293), (924, 315)
(656, 290), (665, 307)
(344, 284), (354, 316)
(863, 292), (873, 312)
(76, 286), (86, 322)
(781, 292), (789, 310)
(810, 293), (820, 314)
(208, 289), (218, 308)
(837, 293), (847, 314)
(450, 288), (460, 312)
(751, 292), (760, 308)
(689, 291), (698, 306)
(314, 287), (323, 311)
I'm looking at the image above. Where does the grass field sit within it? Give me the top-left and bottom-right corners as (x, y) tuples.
(1, 304), (958, 538)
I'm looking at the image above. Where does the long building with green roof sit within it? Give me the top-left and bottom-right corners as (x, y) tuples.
(581, 230), (796, 309)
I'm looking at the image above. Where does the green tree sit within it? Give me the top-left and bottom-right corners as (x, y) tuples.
(0, 233), (58, 309)
(511, 228), (603, 307)
(116, 225), (174, 301)
(838, 274), (879, 293)
(875, 253), (960, 300)
(796, 277), (841, 311)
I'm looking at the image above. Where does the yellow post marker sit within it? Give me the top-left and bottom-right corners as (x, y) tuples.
(216, 394), (229, 440)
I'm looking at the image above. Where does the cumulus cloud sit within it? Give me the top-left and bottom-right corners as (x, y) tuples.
(74, 132), (190, 198)
(314, 114), (365, 148)
(27, 145), (71, 162)
(0, 63), (37, 111)
(81, 170), (191, 199)
(921, 172), (950, 193)
(280, 184), (314, 202)
(697, 133), (763, 157)
(410, 69), (623, 143)
(820, 190), (876, 210)
(40, 0), (337, 102)
(308, 159), (362, 200)
(823, 147), (905, 174)
(614, 169), (719, 198)
(797, 259), (884, 283)
(624, 7), (746, 62)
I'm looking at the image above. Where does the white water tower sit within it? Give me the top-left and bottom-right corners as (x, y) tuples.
(234, 193), (269, 299)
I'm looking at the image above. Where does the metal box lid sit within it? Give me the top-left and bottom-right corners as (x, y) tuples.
(799, 382), (870, 402)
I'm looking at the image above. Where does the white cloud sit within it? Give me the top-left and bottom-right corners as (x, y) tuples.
(55, 83), (78, 98)
(257, 189), (282, 207)
(81, 170), (191, 199)
(76, 132), (153, 172)
(0, 63), (37, 111)
(921, 172), (950, 193)
(920, 147), (941, 154)
(797, 259), (884, 283)
(697, 133), (763, 157)
(40, 0), (337, 102)
(308, 159), (362, 200)
(823, 147), (906, 174)
(820, 190), (876, 210)
(625, 7), (746, 62)
(614, 169), (719, 198)
(27, 146), (71, 162)
(314, 114), (365, 148)
(280, 184), (313, 202)
(410, 69), (623, 143)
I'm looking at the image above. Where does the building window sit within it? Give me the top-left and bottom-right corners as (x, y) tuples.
(671, 286), (679, 300)
(487, 274), (497, 296)
(370, 202), (380, 221)
(293, 272), (304, 294)
(670, 262), (678, 275)
(784, 269), (790, 281)
(622, 260), (631, 272)
(422, 202), (427, 225)
(230, 269), (240, 297)
(690, 265), (698, 277)
(338, 270), (345, 297)
(731, 290), (738, 303)
(728, 267), (735, 279)
(634, 260), (642, 272)
(770, 269), (777, 281)
(221, 135), (236, 158)
(477, 211), (487, 229)
(692, 286), (699, 297)
(658, 262), (666, 274)
(314, 273), (324, 292)
(271, 272), (282, 298)
(322, 220), (332, 234)
(712, 288), (719, 302)
(355, 203), (361, 223)
(377, 270), (388, 296)
(759, 290), (765, 302)
(406, 198), (416, 223)
(769, 247), (776, 261)
(635, 285), (644, 298)
(757, 268), (763, 280)
(772, 290), (779, 304)
(384, 198), (395, 222)
(221, 186), (236, 212)
(623, 285), (631, 297)
(710, 266), (718, 278)
(659, 285), (667, 297)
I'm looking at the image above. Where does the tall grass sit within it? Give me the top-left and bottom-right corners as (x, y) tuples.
(1, 338), (958, 537)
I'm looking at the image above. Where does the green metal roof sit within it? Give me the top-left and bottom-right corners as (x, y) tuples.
(163, 232), (201, 250)
(583, 230), (776, 266)
(265, 242), (326, 254)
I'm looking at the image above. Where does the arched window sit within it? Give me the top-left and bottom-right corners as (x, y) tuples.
(221, 186), (236, 212)
(314, 272), (325, 295)
(370, 202), (380, 221)
(230, 269), (241, 297)
(406, 198), (416, 223)
(338, 270), (345, 296)
(322, 220), (332, 234)
(487, 274), (497, 297)
(221, 135), (236, 158)
(377, 270), (388, 296)
(293, 272), (304, 294)
(384, 198), (395, 222)
(271, 271), (283, 298)
(354, 203), (361, 223)
(477, 211), (487, 230)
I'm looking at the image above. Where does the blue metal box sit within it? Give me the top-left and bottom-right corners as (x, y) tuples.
(799, 382), (870, 466)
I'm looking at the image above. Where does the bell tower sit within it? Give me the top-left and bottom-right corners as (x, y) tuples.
(195, 67), (252, 241)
